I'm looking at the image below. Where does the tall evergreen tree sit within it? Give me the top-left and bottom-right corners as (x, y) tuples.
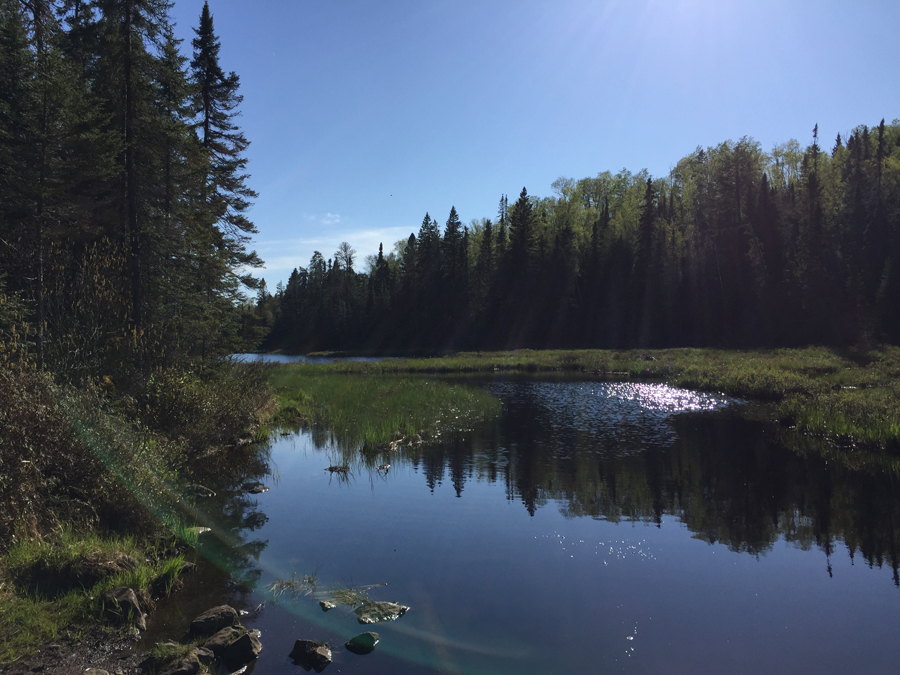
(190, 0), (260, 286)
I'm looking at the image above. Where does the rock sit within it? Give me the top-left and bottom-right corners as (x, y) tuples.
(188, 605), (238, 638)
(344, 632), (379, 655)
(84, 669), (110, 675)
(194, 647), (215, 666)
(100, 587), (146, 631)
(222, 631), (263, 671)
(288, 640), (332, 673)
(203, 626), (245, 658)
(353, 601), (409, 625)
(318, 600), (336, 612)
(157, 653), (200, 675)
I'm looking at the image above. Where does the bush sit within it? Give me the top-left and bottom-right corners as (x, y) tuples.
(134, 361), (274, 455)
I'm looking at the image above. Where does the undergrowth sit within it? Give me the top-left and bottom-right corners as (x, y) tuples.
(0, 359), (275, 664)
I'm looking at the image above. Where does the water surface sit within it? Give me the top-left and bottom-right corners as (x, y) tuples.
(145, 379), (900, 674)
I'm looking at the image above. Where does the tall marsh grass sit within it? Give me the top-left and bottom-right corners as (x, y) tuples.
(270, 371), (502, 451)
(271, 346), (900, 447)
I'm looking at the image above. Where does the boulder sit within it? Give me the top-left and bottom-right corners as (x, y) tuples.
(188, 605), (238, 638)
(222, 631), (263, 671)
(203, 626), (245, 658)
(345, 632), (379, 655)
(157, 653), (200, 675)
(194, 647), (215, 666)
(288, 640), (332, 673)
(353, 601), (409, 625)
(318, 600), (336, 612)
(100, 586), (146, 631)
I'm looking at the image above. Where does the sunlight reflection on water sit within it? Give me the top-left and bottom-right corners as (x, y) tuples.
(490, 380), (735, 453)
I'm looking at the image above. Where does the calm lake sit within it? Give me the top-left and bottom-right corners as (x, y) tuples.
(144, 378), (900, 674)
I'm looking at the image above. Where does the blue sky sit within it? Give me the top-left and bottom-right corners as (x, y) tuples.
(168, 0), (900, 291)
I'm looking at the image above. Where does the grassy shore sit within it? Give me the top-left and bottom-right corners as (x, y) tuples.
(272, 346), (900, 448)
(0, 361), (275, 665)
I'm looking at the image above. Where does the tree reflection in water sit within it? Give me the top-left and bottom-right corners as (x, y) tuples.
(305, 379), (900, 587)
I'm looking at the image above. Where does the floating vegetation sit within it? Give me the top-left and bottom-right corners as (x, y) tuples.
(315, 582), (388, 610)
(331, 586), (370, 607)
(268, 567), (318, 599)
(353, 600), (410, 625)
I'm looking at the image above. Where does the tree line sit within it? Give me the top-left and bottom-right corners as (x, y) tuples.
(0, 0), (259, 379)
(257, 122), (900, 352)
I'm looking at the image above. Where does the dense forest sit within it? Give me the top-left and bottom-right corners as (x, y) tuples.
(0, 0), (259, 379)
(257, 123), (900, 353)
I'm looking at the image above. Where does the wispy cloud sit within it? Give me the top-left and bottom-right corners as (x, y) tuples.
(254, 225), (409, 288)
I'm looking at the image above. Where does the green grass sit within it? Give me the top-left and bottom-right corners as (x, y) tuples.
(0, 528), (188, 664)
(268, 346), (900, 447)
(269, 370), (503, 452)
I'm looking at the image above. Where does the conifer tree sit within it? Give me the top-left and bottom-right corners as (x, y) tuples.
(190, 0), (260, 286)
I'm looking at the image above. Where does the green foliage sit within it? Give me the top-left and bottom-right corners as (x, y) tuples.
(263, 122), (900, 353)
(134, 362), (273, 455)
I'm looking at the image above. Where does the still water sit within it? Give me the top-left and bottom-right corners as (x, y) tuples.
(146, 379), (900, 674)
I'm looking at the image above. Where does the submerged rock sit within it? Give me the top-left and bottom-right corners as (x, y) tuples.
(345, 632), (379, 655)
(318, 600), (336, 612)
(288, 639), (332, 672)
(188, 605), (238, 638)
(353, 601), (409, 624)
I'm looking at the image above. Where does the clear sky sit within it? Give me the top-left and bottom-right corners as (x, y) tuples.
(167, 0), (900, 291)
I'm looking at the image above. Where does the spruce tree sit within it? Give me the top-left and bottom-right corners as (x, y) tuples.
(190, 0), (260, 285)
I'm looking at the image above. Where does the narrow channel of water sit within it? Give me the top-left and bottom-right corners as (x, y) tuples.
(141, 379), (900, 674)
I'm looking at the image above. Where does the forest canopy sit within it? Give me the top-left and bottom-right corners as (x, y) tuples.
(255, 122), (900, 353)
